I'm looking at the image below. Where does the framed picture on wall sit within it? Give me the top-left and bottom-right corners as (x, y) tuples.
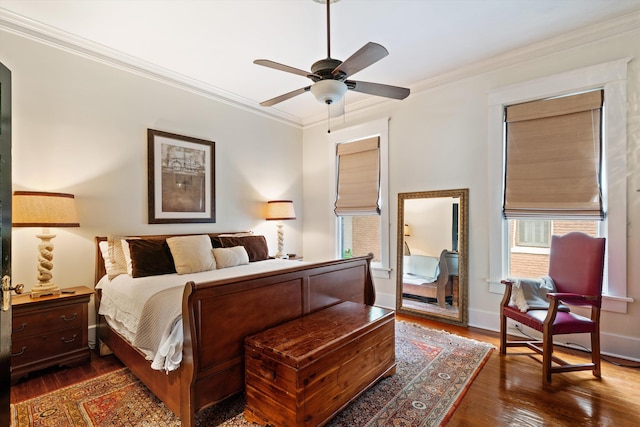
(147, 129), (216, 223)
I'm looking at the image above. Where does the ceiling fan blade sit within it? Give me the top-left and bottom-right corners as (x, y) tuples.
(332, 42), (389, 78)
(347, 80), (410, 100)
(254, 59), (318, 79)
(259, 86), (311, 107)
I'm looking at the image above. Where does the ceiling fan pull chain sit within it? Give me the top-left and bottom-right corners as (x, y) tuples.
(327, 103), (331, 133)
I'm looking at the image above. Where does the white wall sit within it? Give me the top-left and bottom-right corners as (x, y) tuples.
(1, 31), (303, 337)
(302, 19), (640, 360)
(404, 197), (457, 256)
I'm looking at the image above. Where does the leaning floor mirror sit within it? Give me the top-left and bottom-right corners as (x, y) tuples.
(396, 189), (468, 326)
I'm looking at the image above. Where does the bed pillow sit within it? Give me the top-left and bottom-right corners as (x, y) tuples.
(213, 246), (250, 269)
(166, 234), (217, 274)
(120, 239), (134, 275)
(218, 235), (269, 262)
(211, 232), (253, 249)
(125, 238), (176, 278)
(100, 236), (128, 279)
(210, 235), (224, 249)
(99, 241), (123, 280)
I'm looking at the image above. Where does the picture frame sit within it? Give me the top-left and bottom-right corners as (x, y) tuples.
(147, 129), (215, 223)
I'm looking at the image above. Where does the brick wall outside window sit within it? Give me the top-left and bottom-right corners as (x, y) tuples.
(351, 216), (381, 262)
(509, 220), (598, 277)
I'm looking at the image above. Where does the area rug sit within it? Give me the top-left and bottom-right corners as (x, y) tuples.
(11, 321), (493, 427)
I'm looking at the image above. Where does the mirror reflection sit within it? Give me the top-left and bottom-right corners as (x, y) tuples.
(396, 189), (468, 325)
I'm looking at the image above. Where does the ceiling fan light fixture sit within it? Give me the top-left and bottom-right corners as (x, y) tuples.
(310, 79), (348, 105)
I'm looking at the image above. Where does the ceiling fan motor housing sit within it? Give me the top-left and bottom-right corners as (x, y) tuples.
(311, 58), (346, 81)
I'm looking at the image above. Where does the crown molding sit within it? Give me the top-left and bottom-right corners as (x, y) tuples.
(0, 9), (303, 129)
(304, 9), (640, 129)
(412, 9), (640, 95)
(1, 8), (638, 131)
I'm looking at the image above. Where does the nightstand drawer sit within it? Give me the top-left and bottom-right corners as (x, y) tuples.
(12, 303), (85, 339)
(12, 327), (85, 366)
(11, 286), (93, 382)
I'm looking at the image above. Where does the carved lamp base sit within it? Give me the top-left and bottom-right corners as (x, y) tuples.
(30, 282), (61, 298)
(30, 233), (61, 298)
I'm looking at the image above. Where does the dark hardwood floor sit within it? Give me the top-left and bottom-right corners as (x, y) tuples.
(11, 314), (640, 426)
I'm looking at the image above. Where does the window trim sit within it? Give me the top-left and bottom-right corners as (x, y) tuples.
(488, 58), (632, 313)
(329, 118), (390, 279)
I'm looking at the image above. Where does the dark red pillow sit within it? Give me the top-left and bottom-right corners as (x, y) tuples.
(218, 235), (269, 262)
(126, 238), (176, 278)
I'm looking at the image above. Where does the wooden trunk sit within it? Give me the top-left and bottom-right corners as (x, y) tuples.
(244, 301), (396, 427)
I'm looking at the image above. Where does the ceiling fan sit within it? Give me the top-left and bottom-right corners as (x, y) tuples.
(254, 0), (410, 110)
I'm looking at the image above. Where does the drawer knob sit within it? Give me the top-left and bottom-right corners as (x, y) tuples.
(61, 334), (78, 344)
(12, 322), (27, 333)
(61, 313), (78, 322)
(12, 346), (27, 357)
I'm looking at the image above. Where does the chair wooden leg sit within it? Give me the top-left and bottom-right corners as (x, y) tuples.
(543, 329), (553, 382)
(592, 330), (601, 378)
(499, 312), (507, 354)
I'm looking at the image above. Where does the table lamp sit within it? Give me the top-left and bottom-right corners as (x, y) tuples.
(404, 224), (411, 255)
(12, 191), (80, 297)
(265, 200), (296, 259)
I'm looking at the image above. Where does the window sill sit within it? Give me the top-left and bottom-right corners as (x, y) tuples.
(372, 266), (391, 279)
(511, 246), (550, 255)
(602, 294), (634, 313)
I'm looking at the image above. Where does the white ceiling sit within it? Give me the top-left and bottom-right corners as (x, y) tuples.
(2, 0), (640, 126)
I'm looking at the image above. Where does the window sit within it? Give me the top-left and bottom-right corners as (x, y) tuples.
(488, 58), (631, 313)
(509, 219), (597, 278)
(503, 89), (606, 280)
(330, 118), (390, 278)
(339, 216), (381, 262)
(515, 220), (551, 248)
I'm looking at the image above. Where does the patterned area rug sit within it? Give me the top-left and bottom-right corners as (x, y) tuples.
(11, 321), (493, 427)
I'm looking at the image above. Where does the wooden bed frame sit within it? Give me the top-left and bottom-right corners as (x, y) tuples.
(94, 233), (375, 427)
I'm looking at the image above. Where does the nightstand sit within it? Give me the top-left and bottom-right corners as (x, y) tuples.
(11, 286), (93, 382)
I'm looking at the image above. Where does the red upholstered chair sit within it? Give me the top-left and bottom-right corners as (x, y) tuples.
(500, 232), (606, 382)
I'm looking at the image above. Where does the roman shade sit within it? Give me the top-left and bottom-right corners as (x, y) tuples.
(503, 90), (604, 219)
(334, 136), (381, 216)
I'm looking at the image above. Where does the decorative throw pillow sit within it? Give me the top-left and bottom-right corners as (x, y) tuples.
(213, 246), (250, 269)
(120, 239), (134, 275)
(104, 236), (128, 279)
(218, 235), (269, 262)
(126, 238), (176, 278)
(166, 234), (217, 274)
(99, 241), (119, 280)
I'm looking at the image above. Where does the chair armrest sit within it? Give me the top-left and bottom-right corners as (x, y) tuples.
(499, 280), (514, 308)
(547, 292), (599, 305)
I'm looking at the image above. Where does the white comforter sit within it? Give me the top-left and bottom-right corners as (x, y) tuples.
(97, 259), (306, 372)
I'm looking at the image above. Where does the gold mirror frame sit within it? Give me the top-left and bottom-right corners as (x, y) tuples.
(396, 189), (468, 326)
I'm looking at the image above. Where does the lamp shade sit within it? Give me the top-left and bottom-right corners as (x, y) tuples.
(404, 224), (411, 236)
(310, 80), (348, 105)
(13, 191), (80, 227)
(266, 200), (296, 221)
